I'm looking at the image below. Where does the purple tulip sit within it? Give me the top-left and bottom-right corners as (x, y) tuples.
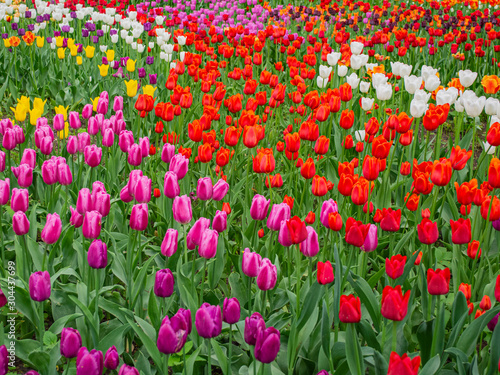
(58, 163), (73, 185)
(12, 211), (29, 236)
(82, 211), (102, 239)
(154, 269), (174, 297)
(178, 308), (192, 334)
(0, 345), (8, 375)
(29, 271), (51, 301)
(161, 229), (178, 257)
(21, 148), (36, 168)
(299, 226), (319, 257)
(104, 346), (119, 370)
(164, 171), (180, 199)
(70, 206), (84, 228)
(11, 188), (29, 212)
(250, 194), (270, 221)
(0, 179), (9, 205)
(266, 203), (291, 231)
(169, 154), (189, 180)
(84, 145), (102, 168)
(69, 111), (82, 129)
(187, 217), (211, 247)
(197, 177), (213, 200)
(493, 218), (500, 232)
(88, 239), (108, 269)
(173, 195), (192, 224)
(134, 176), (151, 203)
(242, 249), (262, 278)
(42, 159), (58, 185)
(213, 210), (227, 233)
(198, 229), (219, 259)
(161, 143), (175, 163)
(320, 199), (338, 228)
(254, 327), (280, 363)
(130, 203), (148, 231)
(223, 297), (240, 324)
(256, 258), (277, 291)
(25, 371), (40, 375)
(60, 327), (82, 358)
(157, 311), (189, 354)
(244, 312), (266, 345)
(76, 348), (103, 375)
(212, 179), (229, 201)
(195, 303), (222, 339)
(41, 213), (62, 244)
(361, 224), (378, 252)
(14, 163), (33, 187)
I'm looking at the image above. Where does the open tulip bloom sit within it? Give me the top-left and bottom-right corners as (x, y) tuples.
(3, 0), (500, 374)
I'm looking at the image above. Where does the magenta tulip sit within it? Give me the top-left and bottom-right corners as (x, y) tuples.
(242, 249), (262, 278)
(154, 269), (174, 297)
(130, 203), (148, 231)
(11, 188), (29, 212)
(161, 229), (178, 257)
(173, 195), (192, 224)
(198, 229), (219, 259)
(0, 178), (9, 205)
(197, 177), (213, 200)
(250, 194), (270, 221)
(195, 303), (222, 338)
(29, 271), (51, 301)
(257, 258), (277, 291)
(164, 171), (180, 199)
(87, 239), (108, 269)
(41, 213), (62, 244)
(60, 327), (82, 358)
(169, 154), (189, 180)
(12, 211), (30, 236)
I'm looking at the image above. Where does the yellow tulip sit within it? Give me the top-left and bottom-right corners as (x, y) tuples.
(54, 105), (69, 121)
(106, 49), (115, 62)
(76, 56), (83, 65)
(10, 107), (27, 122)
(36, 36), (44, 48)
(3, 39), (11, 48)
(142, 85), (157, 98)
(98, 64), (109, 77)
(17, 96), (30, 109)
(66, 38), (75, 49)
(58, 122), (69, 140)
(84, 46), (95, 59)
(91, 97), (100, 112)
(124, 80), (138, 97)
(33, 98), (47, 113)
(126, 59), (136, 72)
(57, 48), (66, 60)
(70, 44), (78, 57)
(29, 108), (43, 126)
(55, 36), (64, 48)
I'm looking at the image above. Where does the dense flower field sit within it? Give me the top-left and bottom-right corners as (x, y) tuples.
(1, 0), (500, 373)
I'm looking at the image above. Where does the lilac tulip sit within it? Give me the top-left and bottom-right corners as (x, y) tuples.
(154, 269), (174, 298)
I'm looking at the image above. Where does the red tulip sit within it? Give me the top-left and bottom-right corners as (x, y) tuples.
(380, 208), (402, 232)
(386, 255), (406, 280)
(345, 217), (370, 248)
(450, 218), (471, 244)
(339, 294), (361, 323)
(381, 285), (410, 321)
(317, 261), (334, 285)
(417, 218), (438, 244)
(427, 268), (451, 295)
(387, 352), (420, 375)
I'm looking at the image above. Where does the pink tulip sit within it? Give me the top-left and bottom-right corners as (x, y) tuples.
(84, 145), (102, 168)
(212, 179), (229, 201)
(70, 206), (84, 228)
(161, 144), (175, 163)
(21, 148), (36, 169)
(69, 111), (81, 129)
(58, 163), (73, 185)
(87, 117), (99, 135)
(134, 176), (151, 203)
(172, 195), (192, 224)
(196, 177), (213, 201)
(198, 229), (219, 259)
(82, 104), (93, 119)
(42, 159), (58, 185)
(187, 217), (211, 247)
(212, 210), (227, 233)
(53, 114), (65, 131)
(242, 249), (262, 278)
(164, 171), (180, 199)
(113, 96), (123, 112)
(77, 188), (93, 215)
(127, 144), (142, 166)
(161, 229), (178, 257)
(139, 137), (150, 158)
(96, 98), (108, 115)
(82, 211), (102, 239)
(41, 213), (62, 244)
(11, 188), (29, 212)
(257, 258), (277, 291)
(119, 130), (134, 152)
(2, 128), (17, 150)
(0, 178), (9, 205)
(12, 211), (30, 236)
(67, 136), (78, 154)
(40, 136), (53, 155)
(13, 164), (33, 187)
(130, 203), (148, 231)
(102, 128), (115, 147)
(169, 154), (189, 180)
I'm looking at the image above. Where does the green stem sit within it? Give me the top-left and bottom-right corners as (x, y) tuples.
(228, 325), (233, 375)
(207, 338), (212, 375)
(392, 321), (398, 353)
(39, 302), (44, 348)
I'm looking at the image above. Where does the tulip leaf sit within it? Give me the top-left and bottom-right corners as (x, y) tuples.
(126, 317), (163, 368)
(185, 345), (203, 374)
(211, 338), (228, 374)
(297, 282), (323, 330)
(419, 354), (440, 375)
(148, 288), (161, 330)
(357, 320), (381, 352)
(13, 287), (36, 327)
(99, 298), (134, 324)
(68, 294), (98, 343)
(28, 350), (50, 375)
(486, 321), (500, 375)
(452, 292), (468, 327)
(347, 273), (381, 331)
(48, 313), (83, 335)
(417, 320), (434, 364)
(345, 324), (365, 375)
(131, 254), (157, 309)
(321, 300), (331, 358)
(97, 324), (130, 353)
(208, 236), (226, 289)
(456, 305), (500, 356)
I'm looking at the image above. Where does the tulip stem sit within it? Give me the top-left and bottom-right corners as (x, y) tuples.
(247, 276), (252, 316)
(163, 354), (170, 375)
(39, 301), (44, 348)
(0, 205), (4, 277)
(63, 358), (70, 375)
(228, 324), (233, 375)
(295, 245), (301, 318)
(95, 269), (100, 328)
(201, 258), (207, 304)
(206, 338), (212, 375)
(392, 321), (398, 354)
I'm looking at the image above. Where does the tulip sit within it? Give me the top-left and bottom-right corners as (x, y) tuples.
(198, 229), (219, 259)
(58, 163), (73, 185)
(299, 226), (319, 257)
(82, 211), (102, 239)
(0, 346), (7, 375)
(387, 352), (420, 375)
(212, 179), (229, 201)
(161, 229), (178, 257)
(60, 327), (82, 358)
(213, 210), (227, 233)
(77, 188), (93, 214)
(173, 195), (192, 224)
(29, 271), (51, 301)
(345, 217), (370, 248)
(67, 136), (78, 154)
(93, 191), (110, 217)
(339, 294), (362, 323)
(70, 207), (84, 228)
(41, 213), (62, 244)
(41, 160), (58, 185)
(169, 154), (189, 180)
(317, 261), (334, 285)
(244, 312), (266, 345)
(361, 224), (378, 252)
(0, 179), (9, 205)
(450, 218), (471, 244)
(386, 255), (406, 280)
(161, 144), (176, 163)
(488, 158), (500, 188)
(417, 219), (438, 244)
(188, 218), (211, 247)
(380, 208), (402, 232)
(10, 188), (29, 212)
(118, 131), (134, 153)
(495, 275), (500, 303)
(195, 303), (222, 338)
(154, 269), (174, 297)
(427, 268), (451, 295)
(242, 249), (262, 278)
(320, 199), (338, 228)
(76, 348), (104, 375)
(130, 204), (148, 231)
(0, 152), (4, 173)
(257, 258), (277, 291)
(12, 211), (29, 236)
(127, 144), (142, 166)
(487, 312), (499, 332)
(223, 297), (241, 324)
(87, 240), (107, 269)
(254, 327), (280, 363)
(133, 176), (151, 203)
(21, 148), (36, 169)
(381, 285), (410, 321)
(164, 171), (180, 199)
(157, 312), (189, 354)
(104, 346), (119, 370)
(197, 177), (213, 200)
(266, 203), (291, 231)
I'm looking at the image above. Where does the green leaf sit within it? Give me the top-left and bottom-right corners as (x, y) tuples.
(419, 355), (440, 375)
(126, 317), (163, 368)
(345, 324), (365, 375)
(68, 294), (98, 343)
(452, 292), (468, 327)
(487, 321), (500, 375)
(297, 282), (323, 330)
(321, 300), (331, 358)
(348, 273), (381, 331)
(48, 313), (83, 335)
(456, 306), (500, 356)
(211, 338), (228, 374)
(131, 254), (157, 308)
(208, 236), (226, 289)
(43, 331), (58, 349)
(97, 324), (130, 354)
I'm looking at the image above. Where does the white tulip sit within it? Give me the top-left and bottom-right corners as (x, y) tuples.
(317, 76), (328, 89)
(319, 65), (332, 79)
(149, 42), (155, 49)
(414, 89), (431, 103)
(128, 11), (137, 20)
(483, 141), (496, 155)
(371, 73), (388, 89)
(446, 87), (459, 103)
(177, 35), (187, 46)
(99, 45), (108, 53)
(458, 69), (477, 88)
(125, 35), (134, 45)
(365, 63), (378, 72)
(131, 42), (137, 50)
(390, 61), (401, 76)
(464, 95), (485, 117)
(485, 98), (500, 116)
(120, 29), (128, 39)
(327, 52), (341, 66)
(399, 63), (413, 77)
(410, 99), (428, 118)
(491, 115), (500, 125)
(156, 16), (164, 25)
(361, 97), (374, 111)
(180, 51), (186, 62)
(350, 54), (368, 70)
(359, 81), (371, 93)
(164, 44), (174, 54)
(404, 75), (423, 94)
(350, 41), (364, 55)
(424, 75), (441, 92)
(376, 83), (393, 101)
(421, 65), (438, 81)
(111, 34), (119, 43)
(454, 97), (464, 113)
(436, 90), (454, 106)
(337, 65), (348, 77)
(355, 130), (366, 142)
(346, 73), (360, 89)
(170, 62), (177, 70)
(165, 53), (173, 62)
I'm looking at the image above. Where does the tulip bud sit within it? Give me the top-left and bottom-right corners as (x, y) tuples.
(197, 177), (213, 200)
(169, 154), (189, 180)
(87, 239), (108, 269)
(11, 188), (29, 212)
(164, 171), (180, 199)
(257, 258), (277, 291)
(41, 213), (62, 244)
(67, 136), (78, 154)
(21, 148), (36, 169)
(242, 249), (262, 278)
(29, 271), (51, 301)
(12, 211), (30, 236)
(82, 104), (93, 119)
(212, 210), (227, 233)
(250, 194), (270, 221)
(0, 178), (9, 206)
(134, 176), (152, 203)
(58, 162), (73, 185)
(173, 195), (192, 224)
(60, 327), (82, 358)
(161, 229), (178, 257)
(157, 311), (189, 354)
(195, 303), (222, 338)
(198, 229), (219, 259)
(212, 179), (229, 201)
(161, 144), (175, 163)
(104, 346), (119, 370)
(254, 327), (280, 363)
(82, 211), (102, 239)
(154, 269), (175, 297)
(70, 206), (84, 228)
(130, 203), (148, 231)
(42, 159), (58, 185)
(266, 203), (291, 231)
(76, 348), (104, 375)
(223, 297), (241, 324)
(244, 312), (266, 345)
(299, 226), (319, 257)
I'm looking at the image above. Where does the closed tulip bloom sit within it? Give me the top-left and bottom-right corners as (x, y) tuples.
(430, 159), (452, 186)
(161, 144), (176, 163)
(84, 145), (102, 168)
(0, 345), (8, 375)
(417, 218), (438, 244)
(127, 144), (142, 166)
(164, 171), (180, 199)
(41, 159), (58, 185)
(188, 217), (211, 247)
(67, 136), (78, 154)
(212, 179), (229, 201)
(339, 294), (362, 323)
(317, 261), (334, 284)
(0, 178), (9, 206)
(494, 275), (500, 303)
(12, 211), (29, 236)
(87, 239), (107, 269)
(386, 255), (406, 280)
(154, 269), (174, 297)
(60, 327), (82, 358)
(427, 268), (451, 295)
(320, 199), (338, 228)
(77, 188), (93, 214)
(161, 229), (178, 257)
(0, 152), (4, 173)
(157, 313), (188, 354)
(328, 212), (343, 231)
(70, 207), (84, 228)
(13, 163), (33, 188)
(118, 131), (134, 153)
(76, 348), (104, 375)
(299, 226), (319, 257)
(69, 111), (81, 129)
(41, 213), (62, 244)
(78, 133), (91, 153)
(104, 346), (119, 370)
(198, 229), (219, 259)
(257, 258), (277, 291)
(380, 208), (402, 232)
(450, 218), (471, 244)
(102, 128), (115, 147)
(250, 194), (270, 221)
(244, 312), (266, 346)
(488, 158), (500, 188)
(93, 191), (110, 217)
(267, 203), (291, 231)
(381, 285), (410, 321)
(130, 203), (148, 231)
(213, 210), (227, 233)
(169, 154), (189, 180)
(361, 224), (378, 252)
(58, 163), (73, 185)
(21, 148), (36, 169)
(387, 352), (420, 375)
(242, 249), (262, 278)
(197, 177), (213, 200)
(134, 176), (151, 203)
(195, 303), (222, 338)
(82, 211), (102, 239)
(29, 271), (51, 301)
(254, 327), (280, 364)
(223, 297), (241, 324)
(173, 195), (192, 224)
(2, 128), (17, 150)
(11, 188), (29, 212)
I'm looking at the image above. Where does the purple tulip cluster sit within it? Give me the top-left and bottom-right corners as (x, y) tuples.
(244, 312), (280, 363)
(1, 118), (25, 151)
(157, 308), (191, 353)
(71, 181), (111, 238)
(242, 249), (277, 291)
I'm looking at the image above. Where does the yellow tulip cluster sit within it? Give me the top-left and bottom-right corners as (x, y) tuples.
(10, 96), (47, 125)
